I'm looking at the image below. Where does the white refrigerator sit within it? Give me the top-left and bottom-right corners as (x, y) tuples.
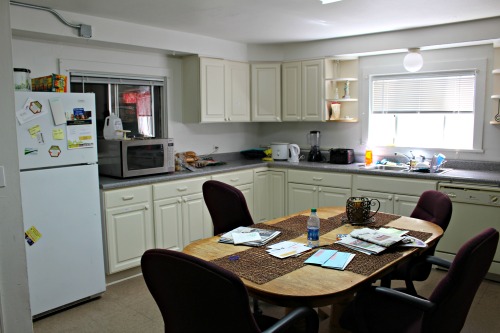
(15, 91), (106, 317)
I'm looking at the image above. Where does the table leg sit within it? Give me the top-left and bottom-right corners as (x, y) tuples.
(329, 293), (354, 333)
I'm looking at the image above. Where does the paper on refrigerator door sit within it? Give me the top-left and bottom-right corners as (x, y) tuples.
(49, 98), (66, 125)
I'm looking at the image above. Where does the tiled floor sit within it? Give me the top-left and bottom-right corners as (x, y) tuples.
(33, 269), (500, 333)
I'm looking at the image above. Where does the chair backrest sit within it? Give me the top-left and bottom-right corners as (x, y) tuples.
(406, 190), (453, 281)
(425, 228), (499, 333)
(203, 180), (254, 235)
(410, 190), (453, 231)
(141, 249), (262, 333)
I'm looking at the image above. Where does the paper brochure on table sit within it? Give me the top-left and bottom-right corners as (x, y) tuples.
(232, 232), (261, 245)
(350, 227), (407, 247)
(304, 249), (355, 270)
(219, 226), (281, 246)
(336, 235), (386, 254)
(399, 235), (427, 248)
(266, 241), (312, 259)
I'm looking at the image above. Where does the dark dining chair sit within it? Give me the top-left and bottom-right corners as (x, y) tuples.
(340, 227), (499, 333)
(141, 249), (319, 333)
(381, 190), (453, 295)
(202, 179), (264, 314)
(202, 180), (254, 235)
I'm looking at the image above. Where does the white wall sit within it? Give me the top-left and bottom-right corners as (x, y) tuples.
(0, 0), (33, 332)
(9, 7), (500, 161)
(258, 44), (500, 162)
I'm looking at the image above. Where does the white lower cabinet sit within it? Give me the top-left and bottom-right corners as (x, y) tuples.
(103, 185), (154, 274)
(287, 169), (352, 214)
(211, 169), (255, 218)
(352, 175), (437, 215)
(153, 177), (212, 250)
(254, 168), (286, 223)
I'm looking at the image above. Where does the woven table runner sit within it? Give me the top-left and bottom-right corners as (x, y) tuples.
(210, 212), (433, 284)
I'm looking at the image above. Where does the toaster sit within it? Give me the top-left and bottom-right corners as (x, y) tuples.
(329, 148), (355, 164)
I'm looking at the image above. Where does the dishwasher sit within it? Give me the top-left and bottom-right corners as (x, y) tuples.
(437, 183), (500, 281)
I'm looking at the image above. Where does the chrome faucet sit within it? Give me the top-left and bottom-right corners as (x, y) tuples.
(394, 151), (415, 167)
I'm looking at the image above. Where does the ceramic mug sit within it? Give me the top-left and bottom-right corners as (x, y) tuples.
(346, 197), (380, 224)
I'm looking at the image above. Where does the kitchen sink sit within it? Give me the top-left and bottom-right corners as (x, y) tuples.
(360, 164), (408, 171)
(360, 164), (452, 174)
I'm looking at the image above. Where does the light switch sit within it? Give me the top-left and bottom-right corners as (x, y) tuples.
(0, 166), (5, 187)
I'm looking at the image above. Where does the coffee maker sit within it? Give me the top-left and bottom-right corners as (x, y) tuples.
(307, 130), (323, 162)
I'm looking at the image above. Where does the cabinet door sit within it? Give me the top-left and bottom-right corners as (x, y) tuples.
(302, 59), (324, 121)
(200, 58), (225, 122)
(282, 62), (302, 121)
(269, 171), (286, 219)
(353, 189), (394, 214)
(105, 202), (154, 273)
(254, 171), (270, 223)
(393, 194), (420, 216)
(236, 183), (255, 220)
(225, 61), (250, 122)
(288, 183), (318, 214)
(251, 63), (281, 122)
(318, 186), (351, 208)
(182, 192), (212, 246)
(254, 171), (285, 223)
(154, 197), (183, 251)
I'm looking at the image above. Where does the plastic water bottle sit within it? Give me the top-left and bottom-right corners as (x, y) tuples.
(307, 208), (320, 248)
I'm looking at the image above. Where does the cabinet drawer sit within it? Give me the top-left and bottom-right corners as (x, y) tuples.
(211, 170), (253, 186)
(353, 175), (437, 196)
(104, 185), (152, 209)
(153, 177), (208, 200)
(288, 169), (351, 188)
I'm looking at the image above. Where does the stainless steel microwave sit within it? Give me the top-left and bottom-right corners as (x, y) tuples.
(98, 138), (174, 178)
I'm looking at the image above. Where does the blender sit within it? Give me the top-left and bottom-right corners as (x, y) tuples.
(307, 130), (323, 162)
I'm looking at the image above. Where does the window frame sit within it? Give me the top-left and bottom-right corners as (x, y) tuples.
(361, 58), (487, 153)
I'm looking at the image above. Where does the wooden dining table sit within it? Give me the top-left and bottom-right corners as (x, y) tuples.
(183, 206), (443, 332)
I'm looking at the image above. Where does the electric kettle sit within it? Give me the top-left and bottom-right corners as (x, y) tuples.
(288, 144), (300, 163)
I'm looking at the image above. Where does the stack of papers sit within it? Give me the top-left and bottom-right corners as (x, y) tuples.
(219, 226), (281, 247)
(336, 235), (387, 254)
(304, 249), (355, 270)
(349, 227), (407, 247)
(336, 227), (422, 255)
(266, 241), (312, 259)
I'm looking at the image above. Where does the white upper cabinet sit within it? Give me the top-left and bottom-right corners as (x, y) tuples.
(251, 63), (281, 122)
(282, 59), (324, 121)
(183, 56), (250, 123)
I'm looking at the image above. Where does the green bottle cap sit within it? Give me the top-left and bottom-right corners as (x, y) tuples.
(311, 208), (317, 212)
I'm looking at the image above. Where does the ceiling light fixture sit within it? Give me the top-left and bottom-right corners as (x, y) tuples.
(403, 48), (423, 72)
(320, 0), (343, 4)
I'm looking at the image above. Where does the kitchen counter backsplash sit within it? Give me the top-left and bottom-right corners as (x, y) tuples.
(99, 152), (500, 190)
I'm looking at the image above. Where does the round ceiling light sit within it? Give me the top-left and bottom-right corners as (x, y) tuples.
(403, 48), (423, 72)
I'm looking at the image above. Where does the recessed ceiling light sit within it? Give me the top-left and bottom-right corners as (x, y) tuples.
(320, 0), (343, 4)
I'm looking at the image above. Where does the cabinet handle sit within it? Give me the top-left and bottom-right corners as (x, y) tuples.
(312, 177), (323, 181)
(395, 196), (399, 202)
(144, 204), (149, 210)
(388, 195), (393, 201)
(122, 195), (134, 201)
(276, 117), (280, 121)
(228, 117), (231, 121)
(297, 117), (300, 120)
(313, 186), (317, 191)
(183, 198), (187, 203)
(177, 186), (188, 192)
(318, 187), (322, 192)
(177, 198), (182, 203)
(230, 178), (240, 182)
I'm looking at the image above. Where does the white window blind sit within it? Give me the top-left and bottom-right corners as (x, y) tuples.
(372, 71), (476, 114)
